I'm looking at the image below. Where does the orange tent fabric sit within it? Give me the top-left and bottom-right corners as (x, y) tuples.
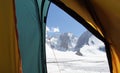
(0, 0), (20, 73)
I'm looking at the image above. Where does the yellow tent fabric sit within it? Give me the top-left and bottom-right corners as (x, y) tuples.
(54, 0), (120, 73)
(0, 0), (20, 73)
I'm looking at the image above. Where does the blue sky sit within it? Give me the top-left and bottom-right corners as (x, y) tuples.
(46, 3), (86, 37)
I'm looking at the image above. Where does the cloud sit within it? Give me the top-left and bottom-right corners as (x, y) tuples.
(46, 26), (50, 37)
(46, 26), (50, 32)
(46, 26), (60, 33)
(52, 27), (60, 33)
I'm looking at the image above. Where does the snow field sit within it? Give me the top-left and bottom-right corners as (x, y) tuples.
(46, 44), (110, 73)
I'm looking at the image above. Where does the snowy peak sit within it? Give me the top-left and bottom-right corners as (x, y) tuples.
(59, 32), (78, 50)
(75, 31), (105, 50)
(46, 32), (78, 51)
(74, 31), (105, 56)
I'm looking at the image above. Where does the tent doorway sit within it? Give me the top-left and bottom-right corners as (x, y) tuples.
(46, 3), (110, 73)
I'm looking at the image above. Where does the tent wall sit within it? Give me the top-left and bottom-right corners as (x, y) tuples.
(90, 1), (120, 73)
(0, 0), (20, 73)
(15, 0), (50, 73)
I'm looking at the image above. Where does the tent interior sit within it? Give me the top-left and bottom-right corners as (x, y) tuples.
(0, 0), (120, 73)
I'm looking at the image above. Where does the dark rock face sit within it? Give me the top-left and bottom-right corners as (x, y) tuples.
(75, 31), (92, 51)
(59, 33), (70, 50)
(99, 46), (105, 52)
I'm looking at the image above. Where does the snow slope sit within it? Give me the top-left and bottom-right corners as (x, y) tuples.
(46, 44), (110, 73)
(46, 30), (110, 73)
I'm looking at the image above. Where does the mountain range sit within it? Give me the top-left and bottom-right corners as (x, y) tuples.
(46, 30), (105, 56)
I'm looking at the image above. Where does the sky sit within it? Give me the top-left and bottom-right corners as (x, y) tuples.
(46, 3), (87, 37)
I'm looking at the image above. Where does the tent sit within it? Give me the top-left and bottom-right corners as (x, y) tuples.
(0, 0), (120, 73)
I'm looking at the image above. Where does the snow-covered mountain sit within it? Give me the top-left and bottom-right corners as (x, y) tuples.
(75, 31), (105, 56)
(59, 33), (78, 51)
(46, 32), (78, 51)
(46, 30), (105, 56)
